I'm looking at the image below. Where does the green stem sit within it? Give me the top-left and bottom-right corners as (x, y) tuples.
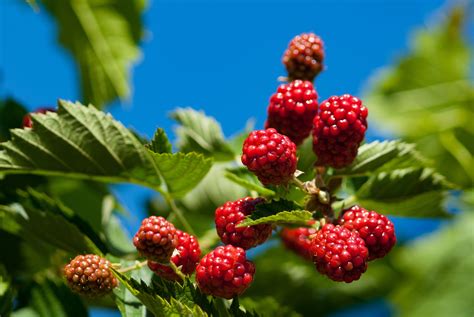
(115, 260), (147, 274)
(163, 193), (195, 236)
(215, 298), (231, 317)
(291, 176), (306, 191)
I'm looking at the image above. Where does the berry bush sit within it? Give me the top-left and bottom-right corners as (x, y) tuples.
(0, 4), (472, 317)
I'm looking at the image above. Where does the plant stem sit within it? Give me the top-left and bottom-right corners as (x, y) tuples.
(164, 193), (196, 236)
(116, 260), (148, 274)
(168, 261), (186, 281)
(215, 298), (231, 317)
(291, 176), (306, 191)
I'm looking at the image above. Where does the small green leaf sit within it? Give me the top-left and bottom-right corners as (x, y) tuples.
(238, 199), (309, 227)
(296, 138), (317, 181)
(171, 108), (235, 161)
(147, 128), (172, 154)
(225, 167), (275, 197)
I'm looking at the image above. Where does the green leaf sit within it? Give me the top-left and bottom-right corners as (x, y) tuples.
(225, 167), (275, 197)
(0, 265), (13, 317)
(296, 137), (317, 181)
(104, 214), (135, 255)
(239, 297), (301, 317)
(238, 199), (310, 227)
(335, 140), (428, 177)
(41, 0), (146, 107)
(147, 128), (172, 154)
(352, 168), (452, 217)
(171, 108), (235, 161)
(0, 98), (27, 142)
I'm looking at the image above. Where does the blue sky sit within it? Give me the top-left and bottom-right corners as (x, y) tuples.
(0, 0), (454, 316)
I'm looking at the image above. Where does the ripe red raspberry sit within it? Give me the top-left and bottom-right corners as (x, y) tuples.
(215, 197), (272, 250)
(63, 254), (118, 296)
(338, 205), (396, 260)
(241, 128), (297, 185)
(265, 80), (318, 145)
(196, 245), (255, 299)
(312, 94), (368, 168)
(22, 107), (56, 128)
(147, 229), (201, 281)
(280, 221), (318, 260)
(311, 224), (368, 282)
(283, 33), (324, 81)
(133, 216), (178, 262)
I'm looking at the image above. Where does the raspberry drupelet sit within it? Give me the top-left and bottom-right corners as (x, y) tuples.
(133, 216), (178, 262)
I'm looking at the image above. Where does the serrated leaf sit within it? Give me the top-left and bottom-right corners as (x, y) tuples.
(171, 108), (235, 161)
(238, 199), (309, 227)
(147, 128), (172, 154)
(41, 0), (145, 107)
(335, 140), (428, 176)
(225, 167), (275, 197)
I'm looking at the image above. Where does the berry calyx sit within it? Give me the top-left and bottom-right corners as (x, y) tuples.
(196, 245), (255, 299)
(63, 254), (118, 296)
(283, 32), (324, 81)
(215, 197), (272, 250)
(147, 229), (201, 281)
(241, 128), (297, 185)
(133, 216), (178, 262)
(265, 80), (318, 145)
(312, 94), (368, 168)
(22, 107), (56, 128)
(338, 205), (396, 260)
(311, 224), (368, 282)
(280, 221), (318, 260)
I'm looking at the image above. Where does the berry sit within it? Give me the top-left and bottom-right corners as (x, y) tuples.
(241, 128), (297, 185)
(196, 245), (255, 299)
(265, 80), (318, 145)
(310, 224), (368, 282)
(148, 229), (201, 281)
(22, 107), (56, 128)
(63, 254), (118, 296)
(312, 94), (368, 168)
(215, 197), (272, 250)
(133, 216), (178, 262)
(280, 221), (318, 260)
(283, 33), (324, 81)
(338, 205), (396, 260)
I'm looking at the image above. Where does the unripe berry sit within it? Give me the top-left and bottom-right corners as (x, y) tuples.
(22, 107), (56, 128)
(283, 32), (324, 81)
(63, 254), (118, 296)
(339, 205), (396, 260)
(280, 221), (318, 260)
(265, 80), (318, 145)
(133, 216), (178, 262)
(241, 128), (297, 185)
(196, 245), (255, 299)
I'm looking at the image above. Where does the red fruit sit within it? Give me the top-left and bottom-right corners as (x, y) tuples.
(265, 80), (318, 145)
(280, 223), (318, 260)
(241, 128), (297, 185)
(133, 216), (178, 262)
(148, 230), (201, 281)
(22, 107), (56, 128)
(311, 224), (368, 282)
(215, 197), (272, 250)
(312, 94), (368, 168)
(196, 245), (255, 299)
(283, 32), (324, 81)
(63, 254), (118, 296)
(338, 205), (396, 260)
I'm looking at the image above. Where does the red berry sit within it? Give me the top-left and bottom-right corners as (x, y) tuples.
(312, 94), (368, 168)
(196, 245), (255, 299)
(215, 197), (272, 250)
(283, 33), (324, 81)
(63, 254), (118, 296)
(338, 205), (396, 260)
(241, 128), (297, 185)
(148, 229), (201, 281)
(280, 221), (318, 260)
(22, 107), (56, 128)
(310, 224), (368, 282)
(133, 216), (178, 262)
(265, 80), (318, 145)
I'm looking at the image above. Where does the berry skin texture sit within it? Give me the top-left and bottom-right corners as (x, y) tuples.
(215, 197), (272, 250)
(312, 94), (368, 168)
(283, 33), (324, 81)
(241, 128), (297, 185)
(148, 229), (201, 281)
(63, 254), (118, 296)
(133, 216), (178, 262)
(339, 205), (396, 260)
(196, 245), (255, 299)
(22, 107), (56, 128)
(265, 80), (318, 145)
(311, 224), (368, 283)
(280, 222), (318, 260)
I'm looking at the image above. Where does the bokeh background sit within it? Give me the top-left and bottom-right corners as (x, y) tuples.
(1, 0), (473, 316)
